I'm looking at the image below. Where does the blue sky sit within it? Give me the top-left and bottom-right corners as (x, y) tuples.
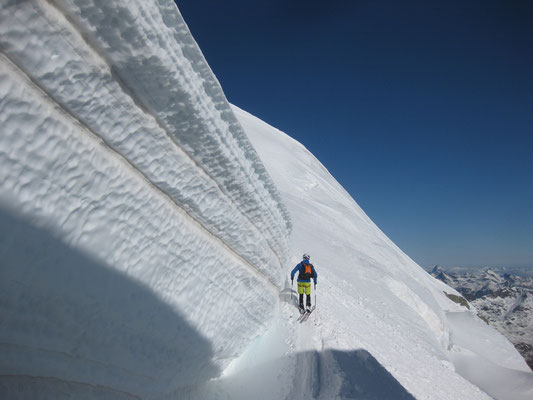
(176, 0), (533, 268)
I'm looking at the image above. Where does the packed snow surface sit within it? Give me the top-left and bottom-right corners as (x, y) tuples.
(1, 0), (533, 399)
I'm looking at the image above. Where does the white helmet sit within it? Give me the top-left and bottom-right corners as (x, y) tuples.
(303, 253), (310, 260)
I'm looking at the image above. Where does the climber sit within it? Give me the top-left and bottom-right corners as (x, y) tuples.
(291, 253), (318, 313)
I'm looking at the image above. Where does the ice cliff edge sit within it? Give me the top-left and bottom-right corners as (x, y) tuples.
(0, 0), (289, 397)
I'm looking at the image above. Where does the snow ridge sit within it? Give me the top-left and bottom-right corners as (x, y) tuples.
(0, 0), (289, 285)
(0, 0), (290, 397)
(0, 52), (274, 397)
(54, 0), (291, 268)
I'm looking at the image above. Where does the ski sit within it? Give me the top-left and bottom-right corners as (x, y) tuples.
(299, 306), (315, 323)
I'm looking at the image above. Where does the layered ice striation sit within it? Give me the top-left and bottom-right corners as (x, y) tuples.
(0, 0), (289, 397)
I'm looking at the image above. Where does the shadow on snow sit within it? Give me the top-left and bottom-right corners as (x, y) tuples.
(189, 347), (416, 400)
(0, 208), (218, 399)
(324, 348), (416, 400)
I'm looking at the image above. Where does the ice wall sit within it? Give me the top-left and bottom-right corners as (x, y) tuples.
(0, 0), (289, 397)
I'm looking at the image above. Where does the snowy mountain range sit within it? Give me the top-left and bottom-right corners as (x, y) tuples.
(430, 266), (533, 371)
(1, 1), (532, 399)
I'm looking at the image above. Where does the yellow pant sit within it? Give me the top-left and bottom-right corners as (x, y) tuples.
(297, 282), (311, 295)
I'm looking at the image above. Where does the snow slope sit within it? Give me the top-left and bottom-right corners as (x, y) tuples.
(227, 105), (533, 400)
(1, 0), (532, 399)
(0, 0), (289, 398)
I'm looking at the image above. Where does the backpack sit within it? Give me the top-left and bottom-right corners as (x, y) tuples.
(300, 263), (314, 280)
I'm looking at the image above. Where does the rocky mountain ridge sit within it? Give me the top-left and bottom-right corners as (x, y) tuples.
(430, 266), (533, 371)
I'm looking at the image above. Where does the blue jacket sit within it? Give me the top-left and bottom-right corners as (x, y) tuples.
(291, 260), (317, 284)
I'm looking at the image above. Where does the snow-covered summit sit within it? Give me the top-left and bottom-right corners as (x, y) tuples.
(1, 1), (532, 399)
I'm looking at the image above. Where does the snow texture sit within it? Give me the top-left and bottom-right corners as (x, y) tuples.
(1, 0), (288, 398)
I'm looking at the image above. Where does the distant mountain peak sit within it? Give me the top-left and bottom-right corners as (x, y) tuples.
(430, 267), (533, 371)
